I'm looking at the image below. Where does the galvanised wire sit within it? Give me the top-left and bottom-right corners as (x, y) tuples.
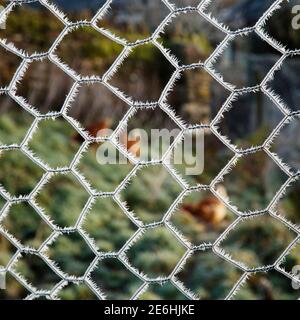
(0, 0), (299, 300)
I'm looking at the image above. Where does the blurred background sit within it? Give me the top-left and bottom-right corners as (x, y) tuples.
(0, 0), (299, 300)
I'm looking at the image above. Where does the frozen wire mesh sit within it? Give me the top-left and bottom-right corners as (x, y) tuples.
(0, 0), (299, 300)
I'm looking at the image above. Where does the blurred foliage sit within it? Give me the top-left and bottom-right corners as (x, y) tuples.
(0, 119), (298, 300)
(0, 149), (44, 196)
(47, 232), (95, 277)
(82, 197), (137, 252)
(56, 26), (124, 76)
(91, 258), (143, 300)
(0, 106), (34, 146)
(0, 4), (299, 300)
(221, 215), (296, 268)
(177, 250), (243, 300)
(122, 165), (182, 224)
(79, 142), (133, 193)
(35, 173), (89, 228)
(1, 3), (64, 54)
(1, 203), (52, 249)
(127, 227), (186, 278)
(28, 118), (80, 168)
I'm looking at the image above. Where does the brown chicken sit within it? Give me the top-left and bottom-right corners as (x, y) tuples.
(119, 131), (141, 158)
(85, 119), (113, 138)
(73, 120), (141, 157)
(73, 118), (112, 143)
(182, 186), (228, 225)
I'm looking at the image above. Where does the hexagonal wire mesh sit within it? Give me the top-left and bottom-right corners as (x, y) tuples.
(0, 0), (299, 300)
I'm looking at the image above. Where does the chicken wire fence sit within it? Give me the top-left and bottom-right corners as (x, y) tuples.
(0, 0), (299, 300)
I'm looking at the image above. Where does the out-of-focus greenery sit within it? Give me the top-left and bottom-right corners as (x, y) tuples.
(55, 25), (124, 76)
(0, 4), (300, 300)
(0, 118), (299, 300)
(1, 7), (216, 65)
(0, 109), (34, 146)
(28, 118), (81, 168)
(2, 4), (64, 54)
(0, 149), (44, 196)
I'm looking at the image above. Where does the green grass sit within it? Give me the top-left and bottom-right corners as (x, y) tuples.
(0, 117), (299, 299)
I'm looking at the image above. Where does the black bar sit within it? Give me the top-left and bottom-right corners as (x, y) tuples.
(0, 300), (296, 318)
